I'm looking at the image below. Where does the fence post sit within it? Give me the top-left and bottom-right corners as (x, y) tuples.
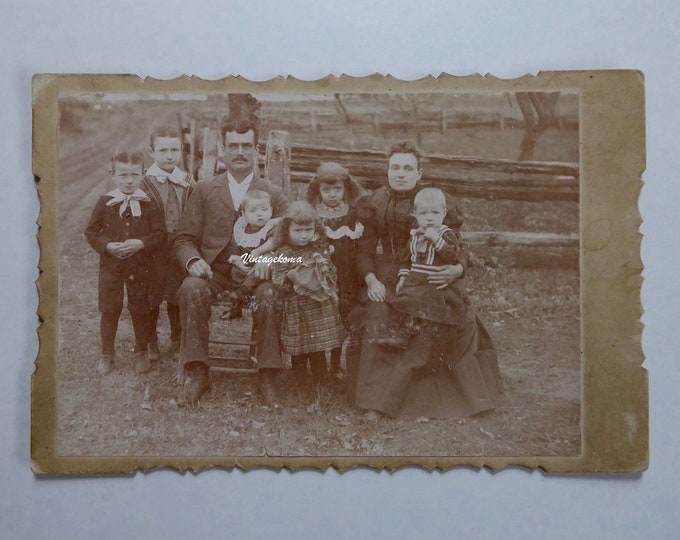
(188, 118), (196, 179)
(178, 112), (189, 171)
(265, 130), (291, 196)
(555, 99), (564, 129)
(199, 126), (217, 181)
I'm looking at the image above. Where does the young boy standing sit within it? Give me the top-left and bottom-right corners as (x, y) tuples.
(141, 126), (195, 362)
(85, 150), (166, 375)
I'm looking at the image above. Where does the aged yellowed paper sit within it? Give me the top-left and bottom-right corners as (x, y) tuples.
(32, 71), (646, 473)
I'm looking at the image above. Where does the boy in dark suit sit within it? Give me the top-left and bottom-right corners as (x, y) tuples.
(142, 126), (195, 362)
(85, 150), (166, 375)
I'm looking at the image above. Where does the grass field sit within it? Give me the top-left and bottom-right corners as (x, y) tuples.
(54, 94), (581, 459)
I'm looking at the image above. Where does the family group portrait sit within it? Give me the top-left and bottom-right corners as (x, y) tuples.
(53, 88), (581, 460)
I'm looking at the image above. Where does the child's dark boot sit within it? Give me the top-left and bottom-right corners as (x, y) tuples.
(310, 358), (327, 386)
(291, 356), (309, 386)
(329, 347), (344, 378)
(258, 368), (278, 407)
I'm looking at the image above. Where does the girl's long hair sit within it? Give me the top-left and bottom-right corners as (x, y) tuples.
(306, 162), (367, 207)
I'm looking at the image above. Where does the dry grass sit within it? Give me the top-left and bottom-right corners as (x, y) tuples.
(56, 259), (580, 458)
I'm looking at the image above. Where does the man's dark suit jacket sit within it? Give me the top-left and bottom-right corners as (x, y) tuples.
(174, 172), (286, 270)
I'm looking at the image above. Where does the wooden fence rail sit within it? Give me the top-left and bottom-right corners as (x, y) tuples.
(271, 143), (579, 202)
(462, 231), (579, 248)
(259, 106), (579, 136)
(288, 144), (580, 175)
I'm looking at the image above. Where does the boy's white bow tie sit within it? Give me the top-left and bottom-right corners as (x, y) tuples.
(105, 188), (151, 217)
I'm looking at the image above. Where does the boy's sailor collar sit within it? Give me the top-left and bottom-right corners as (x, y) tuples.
(147, 162), (189, 188)
(105, 188), (150, 217)
(233, 214), (280, 248)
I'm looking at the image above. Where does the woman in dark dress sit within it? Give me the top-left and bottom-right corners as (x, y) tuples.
(346, 141), (502, 419)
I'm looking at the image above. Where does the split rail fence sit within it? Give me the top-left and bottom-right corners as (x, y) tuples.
(181, 126), (579, 268)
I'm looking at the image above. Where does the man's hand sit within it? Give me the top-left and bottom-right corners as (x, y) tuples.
(365, 273), (387, 302)
(252, 262), (271, 280)
(427, 264), (464, 290)
(395, 276), (406, 294)
(229, 255), (251, 273)
(188, 258), (214, 279)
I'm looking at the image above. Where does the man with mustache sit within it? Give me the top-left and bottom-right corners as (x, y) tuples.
(174, 118), (287, 406)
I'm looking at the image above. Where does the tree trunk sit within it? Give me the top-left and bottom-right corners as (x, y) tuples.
(516, 91), (560, 161)
(227, 94), (261, 124)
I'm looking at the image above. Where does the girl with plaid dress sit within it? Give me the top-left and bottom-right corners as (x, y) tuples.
(271, 201), (346, 385)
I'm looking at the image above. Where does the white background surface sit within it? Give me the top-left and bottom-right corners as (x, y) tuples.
(2, 1), (678, 538)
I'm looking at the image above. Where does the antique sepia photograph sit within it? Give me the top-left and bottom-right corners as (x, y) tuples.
(9, 0), (678, 536)
(32, 73), (645, 472)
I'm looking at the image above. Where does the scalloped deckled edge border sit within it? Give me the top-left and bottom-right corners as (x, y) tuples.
(31, 71), (647, 474)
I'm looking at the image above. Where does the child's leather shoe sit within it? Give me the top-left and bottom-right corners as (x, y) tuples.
(133, 351), (151, 374)
(97, 354), (114, 375)
(148, 341), (160, 362)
